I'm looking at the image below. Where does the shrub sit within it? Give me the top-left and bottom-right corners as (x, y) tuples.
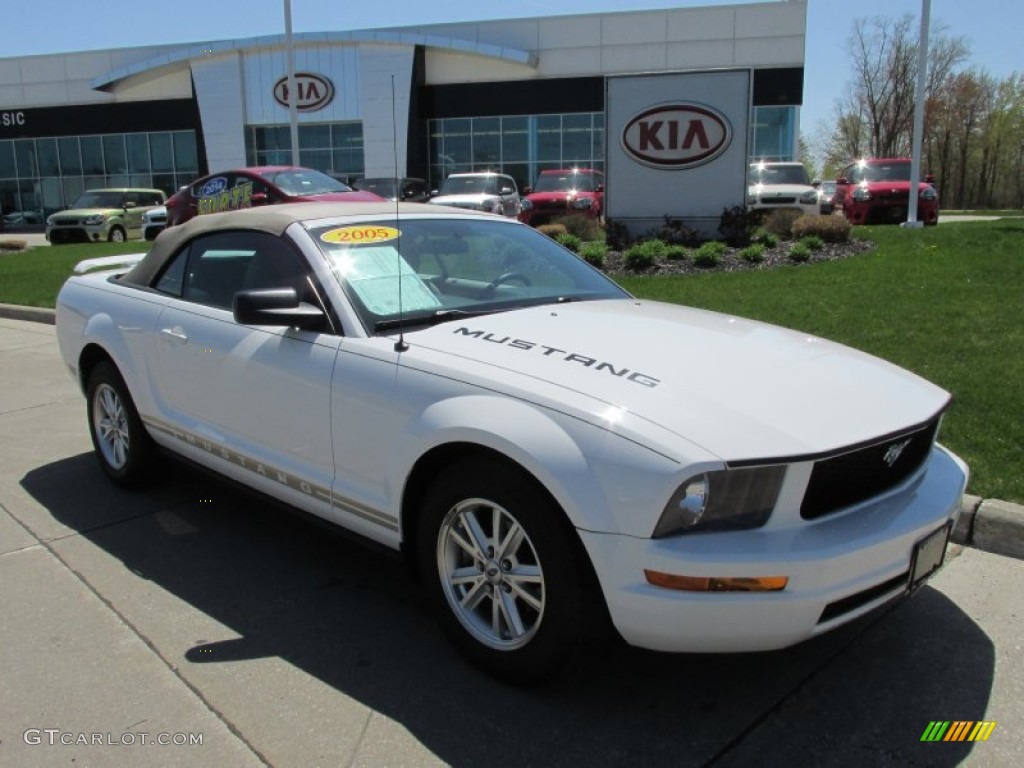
(718, 205), (761, 247)
(622, 239), (667, 270)
(604, 218), (630, 251)
(551, 215), (602, 241)
(555, 232), (582, 253)
(578, 240), (608, 268)
(537, 223), (568, 238)
(758, 231), (779, 249)
(693, 240), (726, 267)
(737, 243), (766, 263)
(664, 244), (690, 261)
(762, 209), (803, 239)
(653, 216), (699, 246)
(798, 234), (825, 252)
(790, 214), (851, 243)
(789, 242), (812, 262)
(0, 239), (28, 252)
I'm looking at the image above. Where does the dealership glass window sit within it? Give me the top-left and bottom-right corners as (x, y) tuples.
(427, 112), (604, 191)
(0, 141), (15, 178)
(751, 106), (797, 162)
(0, 130), (198, 228)
(127, 134), (150, 173)
(14, 140), (37, 177)
(80, 137), (104, 175)
(36, 139), (59, 176)
(244, 122), (364, 179)
(148, 133), (173, 173)
(58, 137), (82, 175)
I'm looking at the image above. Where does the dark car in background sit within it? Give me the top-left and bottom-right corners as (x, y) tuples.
(834, 159), (939, 225)
(353, 177), (430, 203)
(165, 166), (383, 227)
(519, 168), (604, 227)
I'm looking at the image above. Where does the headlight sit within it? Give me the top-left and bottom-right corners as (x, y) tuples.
(799, 190), (818, 205)
(920, 187), (937, 201)
(83, 214), (107, 224)
(46, 216), (55, 226)
(571, 197), (593, 210)
(852, 187), (872, 202)
(480, 199), (496, 212)
(746, 196), (757, 206)
(520, 199), (533, 211)
(653, 466), (786, 537)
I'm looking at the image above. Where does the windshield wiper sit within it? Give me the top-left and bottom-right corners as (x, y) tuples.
(374, 308), (502, 333)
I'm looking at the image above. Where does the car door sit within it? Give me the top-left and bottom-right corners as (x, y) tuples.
(147, 229), (340, 515)
(121, 191), (146, 237)
(498, 175), (520, 217)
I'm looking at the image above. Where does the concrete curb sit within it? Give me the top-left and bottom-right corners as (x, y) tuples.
(1, 302), (1022, 560)
(0, 302), (55, 325)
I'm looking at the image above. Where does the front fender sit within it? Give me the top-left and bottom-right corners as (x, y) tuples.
(395, 394), (681, 536)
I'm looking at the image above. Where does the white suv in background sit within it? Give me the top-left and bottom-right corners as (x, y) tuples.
(747, 161), (820, 218)
(428, 172), (521, 217)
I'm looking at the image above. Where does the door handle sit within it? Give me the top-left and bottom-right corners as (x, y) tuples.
(160, 326), (188, 343)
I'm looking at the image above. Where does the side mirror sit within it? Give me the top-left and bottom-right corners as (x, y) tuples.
(233, 288), (324, 330)
(924, 174), (936, 184)
(523, 186), (533, 195)
(836, 177), (848, 185)
(596, 184), (605, 193)
(251, 192), (269, 205)
(123, 201), (137, 210)
(500, 186), (514, 195)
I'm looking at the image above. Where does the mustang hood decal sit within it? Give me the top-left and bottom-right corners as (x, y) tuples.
(407, 299), (950, 462)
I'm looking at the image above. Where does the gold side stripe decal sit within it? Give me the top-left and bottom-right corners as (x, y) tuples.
(143, 417), (399, 532)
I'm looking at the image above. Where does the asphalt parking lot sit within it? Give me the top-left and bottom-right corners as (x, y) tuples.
(1, 316), (1022, 767)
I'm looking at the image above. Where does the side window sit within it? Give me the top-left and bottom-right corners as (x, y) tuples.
(158, 231), (309, 311)
(155, 246), (189, 297)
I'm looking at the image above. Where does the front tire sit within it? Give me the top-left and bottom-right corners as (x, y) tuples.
(86, 362), (154, 486)
(417, 458), (592, 684)
(107, 226), (126, 243)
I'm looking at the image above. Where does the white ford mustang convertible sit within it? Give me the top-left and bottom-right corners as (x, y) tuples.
(56, 202), (968, 682)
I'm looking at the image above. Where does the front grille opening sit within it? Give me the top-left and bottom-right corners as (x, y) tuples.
(818, 572), (908, 624)
(801, 418), (940, 520)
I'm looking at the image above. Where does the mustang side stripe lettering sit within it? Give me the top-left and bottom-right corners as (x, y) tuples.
(143, 417), (399, 531)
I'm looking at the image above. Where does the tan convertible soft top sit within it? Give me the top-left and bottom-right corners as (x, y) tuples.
(121, 201), (492, 287)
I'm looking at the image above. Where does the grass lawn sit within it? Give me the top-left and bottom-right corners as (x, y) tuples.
(1, 222), (1021, 503)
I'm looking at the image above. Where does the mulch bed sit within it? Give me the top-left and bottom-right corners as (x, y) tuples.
(599, 238), (876, 277)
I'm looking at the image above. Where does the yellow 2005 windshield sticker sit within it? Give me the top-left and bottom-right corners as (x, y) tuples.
(321, 225), (400, 245)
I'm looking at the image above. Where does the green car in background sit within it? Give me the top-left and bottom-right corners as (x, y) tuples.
(46, 188), (166, 244)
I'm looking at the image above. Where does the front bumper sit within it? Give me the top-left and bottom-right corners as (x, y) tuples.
(579, 444), (967, 653)
(47, 225), (109, 244)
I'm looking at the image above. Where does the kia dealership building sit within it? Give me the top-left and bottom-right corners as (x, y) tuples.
(0, 0), (806, 234)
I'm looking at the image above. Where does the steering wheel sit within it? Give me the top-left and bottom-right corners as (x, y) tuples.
(483, 272), (532, 296)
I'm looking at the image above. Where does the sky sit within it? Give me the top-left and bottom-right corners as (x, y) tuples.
(2, 0), (1019, 149)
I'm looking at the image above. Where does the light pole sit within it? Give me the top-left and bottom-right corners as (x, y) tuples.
(284, 0), (300, 166)
(904, 0), (931, 228)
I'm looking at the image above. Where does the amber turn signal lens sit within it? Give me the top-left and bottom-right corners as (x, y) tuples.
(644, 570), (788, 592)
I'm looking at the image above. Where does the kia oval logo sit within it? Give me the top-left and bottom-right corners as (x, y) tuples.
(621, 103), (732, 169)
(273, 72), (335, 112)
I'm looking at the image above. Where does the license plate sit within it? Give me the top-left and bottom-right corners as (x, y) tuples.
(908, 523), (952, 593)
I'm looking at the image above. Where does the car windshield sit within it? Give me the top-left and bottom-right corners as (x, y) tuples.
(260, 169), (352, 196)
(71, 191), (124, 208)
(438, 176), (500, 196)
(310, 216), (628, 331)
(533, 173), (597, 193)
(356, 179), (399, 198)
(857, 163), (912, 183)
(749, 165), (810, 185)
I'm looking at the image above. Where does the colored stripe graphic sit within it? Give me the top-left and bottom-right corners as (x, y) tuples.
(921, 721), (997, 742)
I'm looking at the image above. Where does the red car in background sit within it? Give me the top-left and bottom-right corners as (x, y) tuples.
(834, 159), (939, 225)
(519, 168), (604, 227)
(165, 166), (383, 227)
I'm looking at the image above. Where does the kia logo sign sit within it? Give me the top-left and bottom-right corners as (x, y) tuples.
(621, 103), (732, 169)
(273, 73), (335, 112)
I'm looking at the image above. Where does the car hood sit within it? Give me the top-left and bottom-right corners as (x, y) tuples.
(51, 207), (121, 218)
(748, 183), (815, 196)
(862, 181), (933, 193)
(429, 194), (496, 206)
(406, 299), (949, 462)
